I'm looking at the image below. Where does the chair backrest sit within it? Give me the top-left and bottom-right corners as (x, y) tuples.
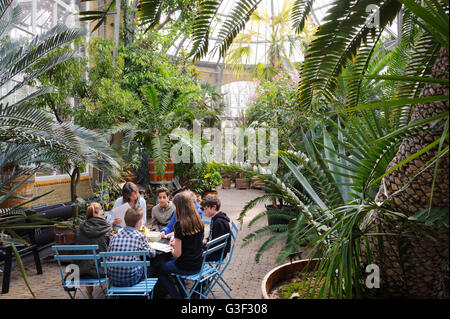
(205, 233), (229, 262)
(227, 221), (239, 258)
(99, 251), (151, 290)
(52, 244), (102, 286)
(205, 233), (229, 249)
(201, 241), (228, 268)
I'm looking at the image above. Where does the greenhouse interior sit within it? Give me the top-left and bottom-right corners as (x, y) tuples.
(0, 0), (448, 301)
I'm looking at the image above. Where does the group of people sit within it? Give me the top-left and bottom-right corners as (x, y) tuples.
(71, 182), (231, 299)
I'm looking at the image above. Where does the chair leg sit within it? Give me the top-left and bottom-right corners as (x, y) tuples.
(31, 245), (42, 275)
(1, 246), (12, 294)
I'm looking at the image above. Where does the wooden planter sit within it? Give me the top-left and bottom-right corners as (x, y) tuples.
(261, 259), (320, 299)
(251, 177), (265, 189)
(53, 224), (75, 254)
(0, 173), (35, 209)
(221, 177), (232, 189)
(235, 178), (250, 189)
(121, 172), (137, 184)
(148, 158), (174, 184)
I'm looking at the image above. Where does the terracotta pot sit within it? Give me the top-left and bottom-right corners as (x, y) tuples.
(261, 258), (320, 299)
(53, 224), (76, 254)
(148, 158), (175, 183)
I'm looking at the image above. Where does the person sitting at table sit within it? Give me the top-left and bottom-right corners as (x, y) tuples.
(111, 182), (147, 228)
(150, 187), (175, 231)
(151, 191), (204, 299)
(107, 207), (156, 287)
(71, 202), (113, 298)
(159, 190), (204, 239)
(200, 194), (231, 262)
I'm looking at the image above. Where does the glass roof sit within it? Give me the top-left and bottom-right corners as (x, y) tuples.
(166, 0), (399, 66)
(164, 0), (400, 119)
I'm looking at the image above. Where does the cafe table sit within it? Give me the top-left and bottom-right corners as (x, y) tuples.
(148, 238), (173, 267)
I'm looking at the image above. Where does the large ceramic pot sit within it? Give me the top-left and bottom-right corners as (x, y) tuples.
(261, 258), (320, 299)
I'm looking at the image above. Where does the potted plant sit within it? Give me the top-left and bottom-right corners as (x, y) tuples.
(261, 258), (322, 299)
(121, 153), (140, 184)
(235, 172), (250, 189)
(113, 84), (202, 184)
(189, 163), (222, 198)
(219, 168), (235, 189)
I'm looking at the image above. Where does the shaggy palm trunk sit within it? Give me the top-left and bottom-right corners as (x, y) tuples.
(363, 47), (449, 298)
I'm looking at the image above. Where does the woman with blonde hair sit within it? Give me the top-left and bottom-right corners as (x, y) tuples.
(151, 191), (204, 299)
(71, 202), (113, 298)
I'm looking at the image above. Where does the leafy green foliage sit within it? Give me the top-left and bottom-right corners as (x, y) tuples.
(189, 163), (222, 194)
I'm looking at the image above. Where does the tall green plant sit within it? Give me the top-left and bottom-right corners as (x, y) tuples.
(1, 0), (121, 296)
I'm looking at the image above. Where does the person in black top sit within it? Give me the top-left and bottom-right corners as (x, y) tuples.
(151, 191), (204, 299)
(201, 194), (231, 261)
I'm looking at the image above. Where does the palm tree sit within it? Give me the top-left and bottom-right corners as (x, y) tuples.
(224, 0), (316, 81)
(1, 0), (121, 296)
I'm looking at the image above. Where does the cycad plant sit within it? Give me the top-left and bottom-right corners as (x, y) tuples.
(295, 0), (449, 298)
(1, 0), (120, 297)
(216, 0), (448, 299)
(83, 0), (449, 298)
(112, 84), (202, 176)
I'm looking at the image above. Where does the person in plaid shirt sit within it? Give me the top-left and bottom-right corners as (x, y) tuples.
(107, 207), (156, 287)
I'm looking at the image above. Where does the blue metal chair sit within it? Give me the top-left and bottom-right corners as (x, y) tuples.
(100, 251), (158, 299)
(171, 239), (228, 299)
(52, 245), (107, 299)
(207, 220), (239, 298)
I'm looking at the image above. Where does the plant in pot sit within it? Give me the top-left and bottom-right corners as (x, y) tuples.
(235, 171), (250, 189)
(219, 167), (235, 189)
(120, 152), (140, 184)
(189, 163), (222, 198)
(112, 84), (203, 184)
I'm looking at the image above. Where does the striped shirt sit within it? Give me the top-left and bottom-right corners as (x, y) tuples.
(107, 226), (156, 287)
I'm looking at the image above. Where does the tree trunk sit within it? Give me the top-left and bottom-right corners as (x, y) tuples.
(70, 166), (81, 221)
(362, 47), (449, 298)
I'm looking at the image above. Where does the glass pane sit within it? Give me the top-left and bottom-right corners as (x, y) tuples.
(36, 0), (53, 33)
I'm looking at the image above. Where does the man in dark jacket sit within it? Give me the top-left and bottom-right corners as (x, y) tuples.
(200, 195), (231, 261)
(71, 202), (112, 294)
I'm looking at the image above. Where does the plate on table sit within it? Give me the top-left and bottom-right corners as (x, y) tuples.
(149, 242), (173, 253)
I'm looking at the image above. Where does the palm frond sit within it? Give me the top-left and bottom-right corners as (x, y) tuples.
(299, 0), (402, 110)
(291, 0), (315, 33)
(189, 0), (221, 61)
(138, 0), (164, 31)
(213, 0), (263, 59)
